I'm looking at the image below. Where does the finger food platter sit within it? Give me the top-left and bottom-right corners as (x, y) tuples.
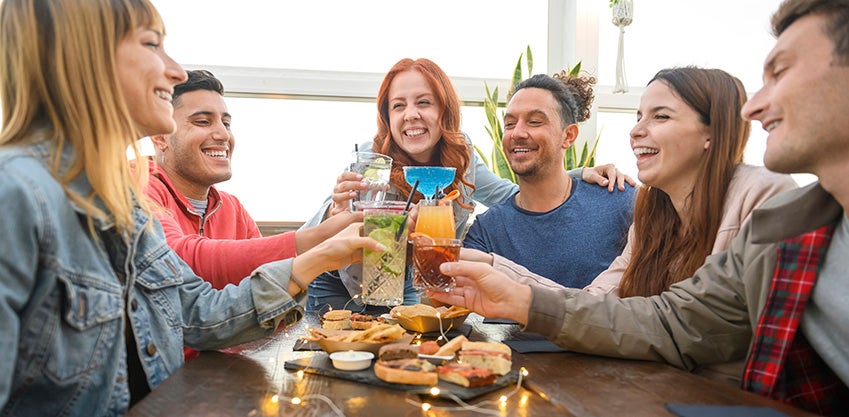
(283, 354), (518, 400)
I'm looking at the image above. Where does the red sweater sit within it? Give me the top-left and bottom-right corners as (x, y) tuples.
(145, 163), (297, 289)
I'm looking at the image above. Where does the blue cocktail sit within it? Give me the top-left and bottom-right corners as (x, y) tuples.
(402, 166), (456, 201)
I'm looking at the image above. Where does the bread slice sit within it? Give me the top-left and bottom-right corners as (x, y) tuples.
(322, 309), (352, 330)
(321, 318), (352, 330)
(459, 354), (512, 376)
(374, 359), (437, 385)
(437, 363), (497, 387)
(458, 341), (512, 376)
(378, 342), (419, 361)
(434, 335), (468, 357)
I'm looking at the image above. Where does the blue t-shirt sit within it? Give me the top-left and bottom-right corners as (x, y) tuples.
(463, 178), (635, 288)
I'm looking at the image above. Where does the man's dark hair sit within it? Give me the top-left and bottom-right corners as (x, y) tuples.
(510, 73), (596, 127)
(772, 0), (849, 65)
(172, 69), (224, 106)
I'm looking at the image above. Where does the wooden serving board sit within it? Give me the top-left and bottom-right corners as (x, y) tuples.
(283, 354), (519, 400)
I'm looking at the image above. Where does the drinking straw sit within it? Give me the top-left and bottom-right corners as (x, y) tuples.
(396, 180), (419, 241)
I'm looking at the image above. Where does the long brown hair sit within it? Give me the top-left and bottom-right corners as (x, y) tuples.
(0, 0), (164, 236)
(373, 58), (474, 208)
(619, 67), (749, 297)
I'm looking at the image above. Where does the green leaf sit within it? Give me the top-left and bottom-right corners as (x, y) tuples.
(526, 45), (534, 75)
(569, 61), (582, 76)
(473, 145), (491, 169)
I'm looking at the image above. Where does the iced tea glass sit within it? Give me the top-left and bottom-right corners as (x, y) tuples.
(359, 201), (408, 306)
(413, 238), (461, 292)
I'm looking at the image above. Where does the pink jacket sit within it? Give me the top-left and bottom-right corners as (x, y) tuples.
(145, 163), (296, 289)
(584, 164), (798, 295)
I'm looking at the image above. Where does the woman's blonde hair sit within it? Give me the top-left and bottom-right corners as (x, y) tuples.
(0, 0), (164, 236)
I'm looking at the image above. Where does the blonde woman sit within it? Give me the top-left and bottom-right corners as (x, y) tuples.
(0, 0), (378, 413)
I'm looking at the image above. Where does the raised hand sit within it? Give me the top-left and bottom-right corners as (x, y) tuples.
(292, 223), (384, 283)
(327, 171), (368, 217)
(296, 210), (363, 254)
(427, 260), (531, 325)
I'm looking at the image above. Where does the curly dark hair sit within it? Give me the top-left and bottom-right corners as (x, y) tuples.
(510, 71), (596, 126)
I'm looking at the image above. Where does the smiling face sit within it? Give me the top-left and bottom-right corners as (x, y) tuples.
(502, 87), (576, 181)
(156, 89), (234, 199)
(631, 80), (710, 196)
(388, 70), (443, 164)
(742, 14), (849, 179)
(115, 26), (186, 137)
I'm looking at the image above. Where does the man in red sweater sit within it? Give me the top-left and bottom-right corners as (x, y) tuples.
(146, 69), (359, 290)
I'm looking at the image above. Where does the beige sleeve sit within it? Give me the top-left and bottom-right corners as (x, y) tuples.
(491, 254), (563, 289)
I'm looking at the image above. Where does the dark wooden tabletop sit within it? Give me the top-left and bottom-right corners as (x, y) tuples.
(127, 312), (814, 417)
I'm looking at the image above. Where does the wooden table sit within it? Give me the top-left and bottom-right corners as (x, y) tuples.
(127, 313), (813, 417)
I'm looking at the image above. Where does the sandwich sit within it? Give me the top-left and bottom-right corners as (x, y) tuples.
(350, 313), (386, 330)
(437, 362), (497, 387)
(374, 358), (437, 386)
(375, 343), (437, 385)
(458, 341), (512, 376)
(433, 335), (468, 358)
(378, 342), (419, 361)
(322, 309), (352, 330)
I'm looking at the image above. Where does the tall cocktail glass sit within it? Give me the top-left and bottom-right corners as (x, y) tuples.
(413, 238), (461, 292)
(350, 152), (392, 208)
(358, 201), (408, 306)
(415, 202), (455, 239)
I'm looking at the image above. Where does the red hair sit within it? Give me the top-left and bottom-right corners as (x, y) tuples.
(373, 58), (474, 208)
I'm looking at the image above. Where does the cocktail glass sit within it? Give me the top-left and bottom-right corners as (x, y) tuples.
(358, 200), (408, 306)
(402, 166), (456, 202)
(350, 152), (392, 208)
(415, 202), (455, 239)
(413, 237), (461, 292)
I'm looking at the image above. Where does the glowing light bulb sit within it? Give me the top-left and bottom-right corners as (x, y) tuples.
(422, 403), (432, 411)
(291, 397), (302, 405)
(270, 395), (279, 403)
(430, 387), (441, 396)
(521, 367), (529, 376)
(499, 395), (508, 404)
(296, 370), (304, 379)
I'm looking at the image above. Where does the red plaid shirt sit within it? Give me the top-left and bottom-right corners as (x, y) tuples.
(743, 224), (849, 415)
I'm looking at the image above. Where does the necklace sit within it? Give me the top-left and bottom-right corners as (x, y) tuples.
(516, 175), (572, 211)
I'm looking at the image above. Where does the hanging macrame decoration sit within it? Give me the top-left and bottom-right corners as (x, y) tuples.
(611, 0), (633, 93)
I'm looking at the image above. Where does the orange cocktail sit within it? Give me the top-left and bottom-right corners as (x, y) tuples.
(415, 203), (455, 239)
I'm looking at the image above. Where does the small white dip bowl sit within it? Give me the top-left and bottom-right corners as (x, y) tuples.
(329, 351), (374, 371)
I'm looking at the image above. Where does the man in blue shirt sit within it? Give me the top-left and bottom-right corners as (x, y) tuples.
(464, 73), (634, 288)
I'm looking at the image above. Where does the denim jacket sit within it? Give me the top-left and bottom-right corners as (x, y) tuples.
(0, 141), (304, 416)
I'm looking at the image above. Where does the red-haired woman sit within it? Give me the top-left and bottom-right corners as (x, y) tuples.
(304, 58), (627, 314)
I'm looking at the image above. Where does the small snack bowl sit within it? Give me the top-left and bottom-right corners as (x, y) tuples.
(329, 351), (374, 371)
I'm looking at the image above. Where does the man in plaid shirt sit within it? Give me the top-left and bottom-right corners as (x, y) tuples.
(429, 0), (849, 414)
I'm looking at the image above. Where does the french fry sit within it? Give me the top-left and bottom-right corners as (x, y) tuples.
(303, 324), (407, 344)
